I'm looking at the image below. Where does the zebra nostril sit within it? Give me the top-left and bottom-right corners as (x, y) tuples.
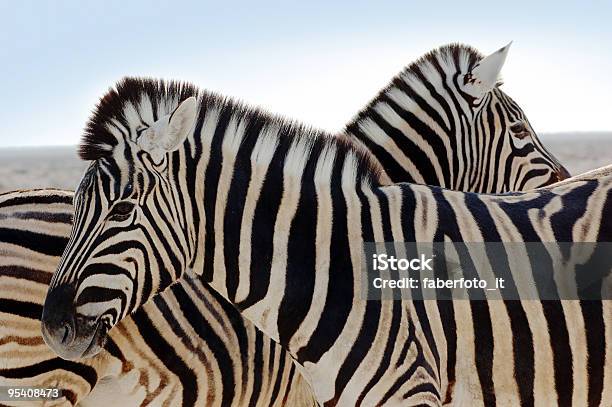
(61, 322), (71, 345)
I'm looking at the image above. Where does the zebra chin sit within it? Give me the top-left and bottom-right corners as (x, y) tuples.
(41, 284), (110, 360)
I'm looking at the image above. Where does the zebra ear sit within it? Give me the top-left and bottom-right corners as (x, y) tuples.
(138, 97), (197, 162)
(465, 42), (512, 97)
(164, 97), (198, 151)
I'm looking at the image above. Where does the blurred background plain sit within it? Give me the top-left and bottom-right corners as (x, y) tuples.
(0, 1), (610, 192)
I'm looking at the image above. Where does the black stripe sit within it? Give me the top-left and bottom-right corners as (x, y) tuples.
(297, 152), (352, 363)
(0, 228), (67, 257)
(551, 182), (597, 241)
(248, 329), (265, 407)
(236, 133), (291, 310)
(489, 103), (506, 190)
(280, 363), (297, 405)
(541, 300), (573, 406)
(470, 301), (496, 405)
(0, 299), (42, 320)
(277, 140), (321, 346)
(0, 211), (72, 224)
(185, 113), (204, 266)
(224, 113), (266, 302)
(582, 300), (605, 407)
(479, 101), (496, 191)
(0, 265), (52, 285)
(201, 107), (233, 282)
(398, 185), (444, 396)
(507, 301), (535, 406)
(0, 192), (72, 208)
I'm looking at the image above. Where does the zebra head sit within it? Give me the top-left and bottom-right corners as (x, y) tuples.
(466, 44), (570, 190)
(42, 79), (200, 360)
(347, 43), (570, 191)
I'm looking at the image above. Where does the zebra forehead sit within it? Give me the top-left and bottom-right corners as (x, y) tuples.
(75, 159), (128, 204)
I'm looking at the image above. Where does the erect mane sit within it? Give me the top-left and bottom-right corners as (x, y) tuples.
(79, 77), (384, 184)
(345, 43), (485, 130)
(403, 43), (484, 80)
(80, 78), (198, 161)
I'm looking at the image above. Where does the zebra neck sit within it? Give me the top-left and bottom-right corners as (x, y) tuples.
(344, 72), (474, 189)
(177, 122), (442, 400)
(182, 105), (383, 341)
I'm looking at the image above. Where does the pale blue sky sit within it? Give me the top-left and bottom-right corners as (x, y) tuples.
(0, 1), (610, 147)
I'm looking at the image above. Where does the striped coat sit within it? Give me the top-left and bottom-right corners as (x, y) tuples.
(0, 189), (316, 406)
(41, 78), (610, 406)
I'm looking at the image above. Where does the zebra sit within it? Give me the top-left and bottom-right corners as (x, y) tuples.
(344, 43), (570, 189)
(0, 189), (316, 406)
(40, 77), (611, 405)
(0, 46), (568, 404)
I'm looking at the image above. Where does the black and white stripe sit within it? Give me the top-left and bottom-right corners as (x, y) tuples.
(0, 189), (316, 406)
(41, 77), (610, 405)
(345, 43), (570, 190)
(3, 44), (570, 406)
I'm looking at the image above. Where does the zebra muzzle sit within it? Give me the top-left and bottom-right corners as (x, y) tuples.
(41, 284), (106, 360)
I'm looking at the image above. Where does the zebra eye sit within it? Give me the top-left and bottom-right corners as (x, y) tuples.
(108, 201), (135, 222)
(123, 182), (134, 198)
(510, 122), (530, 139)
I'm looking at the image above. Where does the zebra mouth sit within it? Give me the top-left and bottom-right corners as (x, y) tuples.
(81, 319), (109, 358)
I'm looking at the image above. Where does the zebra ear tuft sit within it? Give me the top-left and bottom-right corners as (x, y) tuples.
(138, 97), (197, 163)
(465, 42), (512, 97)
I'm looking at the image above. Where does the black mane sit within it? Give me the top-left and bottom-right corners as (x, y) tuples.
(79, 78), (197, 161)
(345, 43), (485, 131)
(406, 43), (483, 78)
(78, 77), (384, 183)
